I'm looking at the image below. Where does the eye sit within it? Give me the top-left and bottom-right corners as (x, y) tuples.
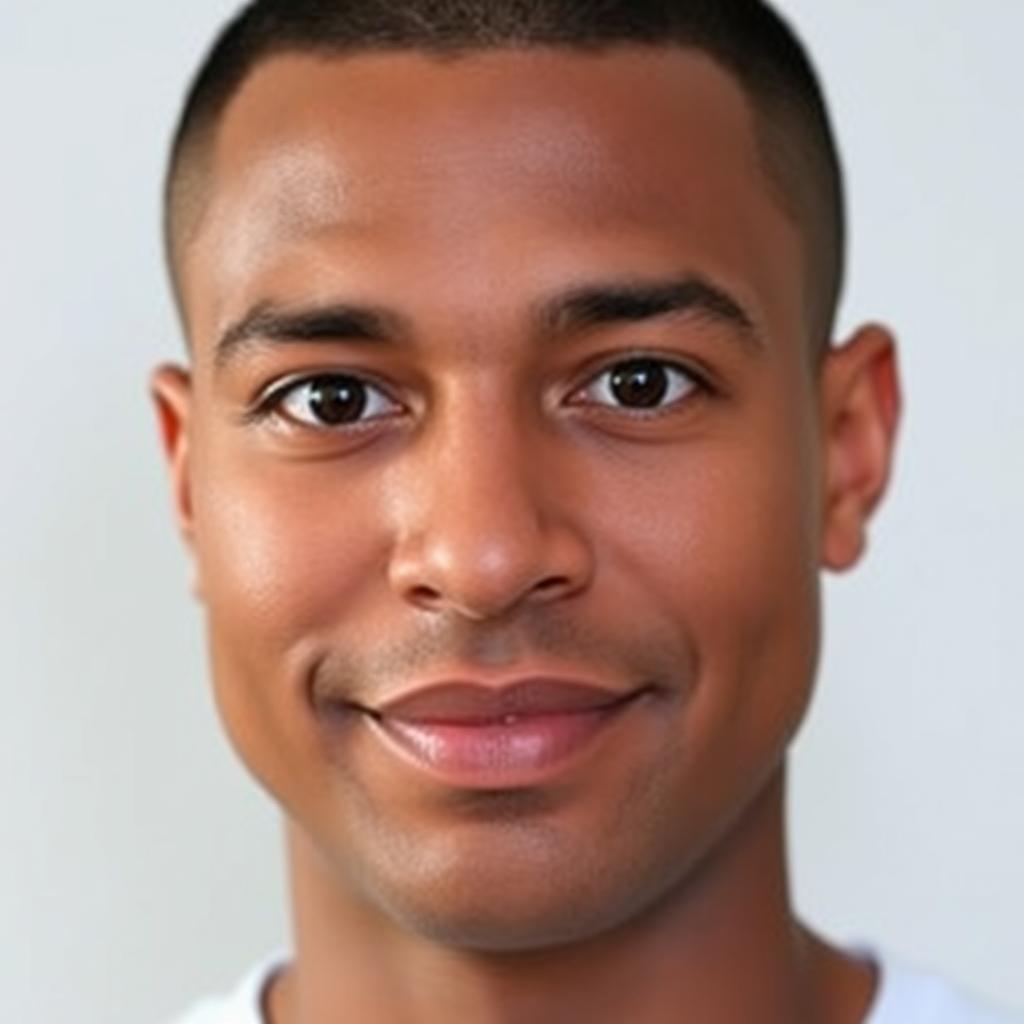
(260, 374), (400, 430)
(577, 357), (700, 412)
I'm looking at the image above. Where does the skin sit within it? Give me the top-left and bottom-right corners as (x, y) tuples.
(152, 48), (901, 1023)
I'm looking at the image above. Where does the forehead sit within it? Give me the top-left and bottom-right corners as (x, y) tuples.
(182, 48), (804, 353)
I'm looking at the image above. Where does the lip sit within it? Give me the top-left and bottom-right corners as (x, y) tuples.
(370, 678), (634, 723)
(354, 677), (652, 789)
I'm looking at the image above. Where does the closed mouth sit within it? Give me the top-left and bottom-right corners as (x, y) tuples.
(345, 680), (657, 789)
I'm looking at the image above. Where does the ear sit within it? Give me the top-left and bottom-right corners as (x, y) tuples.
(819, 323), (902, 572)
(149, 364), (202, 594)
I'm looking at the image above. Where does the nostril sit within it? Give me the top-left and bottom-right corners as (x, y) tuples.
(408, 584), (443, 607)
(534, 575), (569, 594)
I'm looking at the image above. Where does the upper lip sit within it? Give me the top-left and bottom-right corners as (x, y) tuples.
(366, 678), (643, 725)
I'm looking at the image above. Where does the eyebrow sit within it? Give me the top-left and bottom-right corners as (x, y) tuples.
(539, 276), (759, 344)
(213, 274), (761, 371)
(214, 302), (403, 370)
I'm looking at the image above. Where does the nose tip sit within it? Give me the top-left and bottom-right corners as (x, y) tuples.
(388, 503), (593, 622)
(396, 546), (588, 621)
(385, 408), (595, 621)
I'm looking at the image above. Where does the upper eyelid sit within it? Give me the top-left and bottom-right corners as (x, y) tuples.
(576, 353), (709, 392)
(589, 357), (695, 380)
(253, 369), (398, 412)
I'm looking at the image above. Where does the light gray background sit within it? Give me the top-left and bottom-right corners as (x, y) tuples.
(1, 2), (1021, 1021)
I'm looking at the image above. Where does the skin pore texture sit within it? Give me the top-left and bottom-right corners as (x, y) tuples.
(152, 48), (901, 1024)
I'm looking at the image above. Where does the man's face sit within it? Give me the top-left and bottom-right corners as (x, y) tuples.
(154, 48), (891, 951)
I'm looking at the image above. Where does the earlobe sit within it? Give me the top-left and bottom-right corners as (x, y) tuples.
(149, 363), (198, 564)
(819, 323), (902, 572)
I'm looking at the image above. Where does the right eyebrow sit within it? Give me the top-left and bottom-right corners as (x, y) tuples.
(213, 302), (407, 371)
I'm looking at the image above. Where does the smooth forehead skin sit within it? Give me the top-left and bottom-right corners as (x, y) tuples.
(178, 47), (807, 361)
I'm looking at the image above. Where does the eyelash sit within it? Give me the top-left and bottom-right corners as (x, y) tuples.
(246, 356), (711, 433)
(248, 373), (402, 432)
(572, 358), (707, 418)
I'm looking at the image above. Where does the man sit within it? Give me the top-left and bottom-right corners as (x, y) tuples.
(151, 2), (1017, 1021)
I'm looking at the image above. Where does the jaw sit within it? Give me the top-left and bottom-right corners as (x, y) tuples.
(275, 767), (844, 1023)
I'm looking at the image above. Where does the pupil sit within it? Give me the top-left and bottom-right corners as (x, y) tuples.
(610, 360), (668, 408)
(309, 377), (367, 424)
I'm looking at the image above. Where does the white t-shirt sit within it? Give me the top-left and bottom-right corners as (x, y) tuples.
(169, 951), (1022, 1023)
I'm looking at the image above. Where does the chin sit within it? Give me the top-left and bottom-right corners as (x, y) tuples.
(382, 891), (622, 955)
(357, 820), (678, 956)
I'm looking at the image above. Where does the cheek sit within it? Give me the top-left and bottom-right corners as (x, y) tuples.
(189, 455), (388, 778)
(194, 462), (387, 639)
(600, 409), (822, 762)
(689, 448), (821, 715)
(604, 425), (819, 621)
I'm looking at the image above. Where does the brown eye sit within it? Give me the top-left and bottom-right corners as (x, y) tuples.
(610, 360), (670, 407)
(274, 374), (399, 428)
(581, 358), (698, 411)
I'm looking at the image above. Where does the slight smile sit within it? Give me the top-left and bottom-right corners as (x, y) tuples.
(320, 677), (663, 790)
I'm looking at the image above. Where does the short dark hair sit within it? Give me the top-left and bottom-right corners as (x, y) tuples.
(166, 0), (845, 352)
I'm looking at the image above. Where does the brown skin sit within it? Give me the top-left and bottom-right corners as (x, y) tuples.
(152, 49), (900, 1023)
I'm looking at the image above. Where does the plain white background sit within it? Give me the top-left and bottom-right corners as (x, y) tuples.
(1, 2), (1021, 1021)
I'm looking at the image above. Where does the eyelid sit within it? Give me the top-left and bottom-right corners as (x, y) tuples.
(247, 369), (402, 428)
(569, 353), (712, 411)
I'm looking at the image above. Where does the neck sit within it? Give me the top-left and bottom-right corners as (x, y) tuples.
(268, 768), (874, 1024)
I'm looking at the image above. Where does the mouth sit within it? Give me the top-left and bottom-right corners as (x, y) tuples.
(333, 678), (658, 790)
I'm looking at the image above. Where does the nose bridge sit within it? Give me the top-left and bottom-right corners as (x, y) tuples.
(440, 388), (535, 526)
(387, 386), (591, 619)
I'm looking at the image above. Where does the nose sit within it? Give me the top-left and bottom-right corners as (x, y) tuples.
(387, 417), (594, 621)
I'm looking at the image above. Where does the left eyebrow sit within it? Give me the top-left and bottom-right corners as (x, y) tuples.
(535, 275), (762, 349)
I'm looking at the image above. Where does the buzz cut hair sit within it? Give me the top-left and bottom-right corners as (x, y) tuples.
(165, 0), (846, 352)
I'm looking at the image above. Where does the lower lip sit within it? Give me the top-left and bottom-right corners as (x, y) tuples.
(365, 698), (642, 789)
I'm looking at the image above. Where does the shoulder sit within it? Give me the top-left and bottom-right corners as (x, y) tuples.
(866, 953), (1022, 1024)
(165, 954), (287, 1024)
